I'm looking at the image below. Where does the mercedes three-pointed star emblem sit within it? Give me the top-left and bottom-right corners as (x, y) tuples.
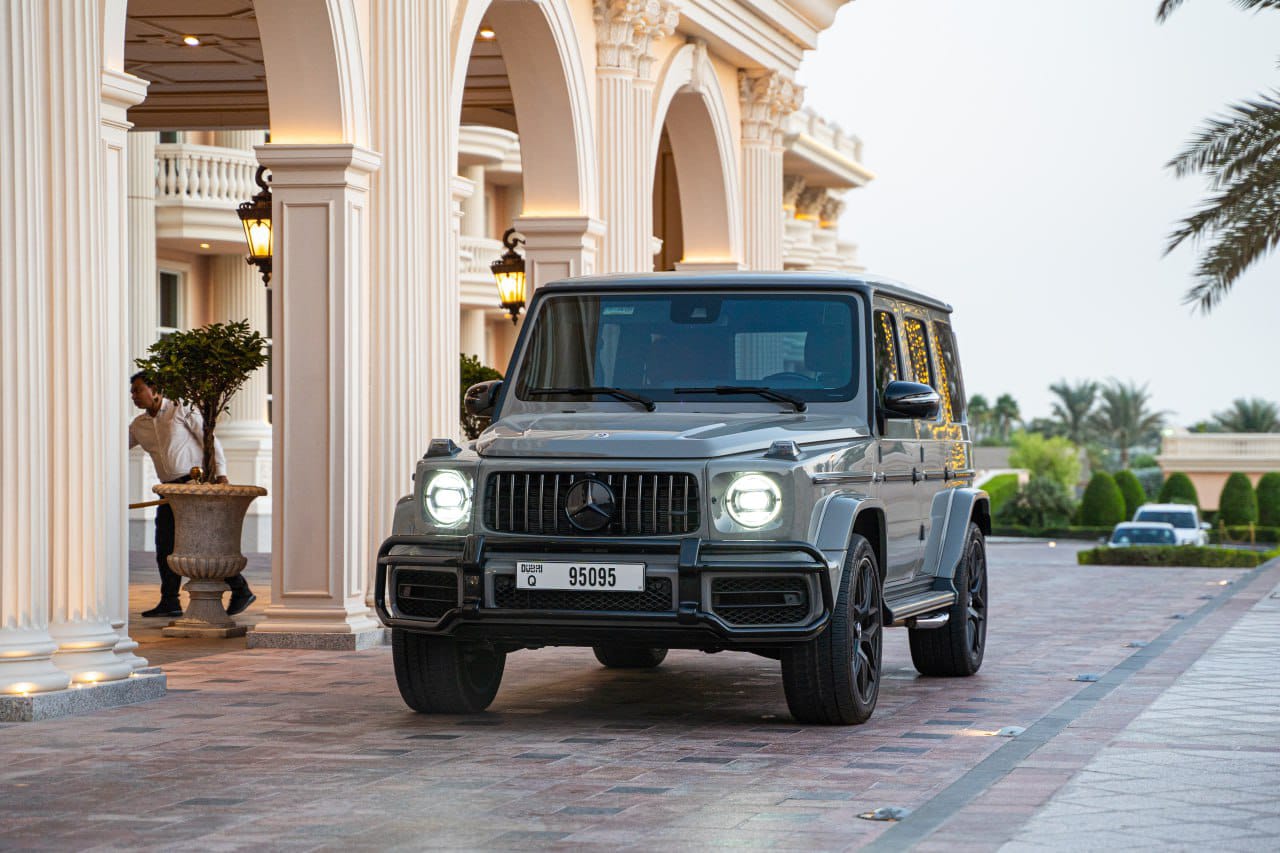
(564, 478), (616, 531)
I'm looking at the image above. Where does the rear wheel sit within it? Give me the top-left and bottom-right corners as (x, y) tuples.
(592, 645), (668, 668)
(392, 628), (506, 713)
(781, 534), (882, 725)
(908, 522), (987, 677)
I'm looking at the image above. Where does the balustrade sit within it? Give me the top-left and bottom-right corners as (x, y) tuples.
(154, 143), (258, 207)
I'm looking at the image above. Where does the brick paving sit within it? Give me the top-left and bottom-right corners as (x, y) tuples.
(0, 542), (1275, 850)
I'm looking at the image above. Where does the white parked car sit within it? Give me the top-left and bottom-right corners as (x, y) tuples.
(1131, 503), (1210, 546)
(1108, 521), (1178, 548)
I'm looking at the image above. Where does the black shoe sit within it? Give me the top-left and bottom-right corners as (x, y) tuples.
(226, 593), (257, 617)
(142, 603), (182, 618)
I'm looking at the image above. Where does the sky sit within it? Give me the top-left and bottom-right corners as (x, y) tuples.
(798, 0), (1280, 427)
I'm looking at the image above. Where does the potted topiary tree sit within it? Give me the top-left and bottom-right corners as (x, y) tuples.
(134, 320), (269, 637)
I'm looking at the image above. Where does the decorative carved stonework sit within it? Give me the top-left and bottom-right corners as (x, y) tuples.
(594, 0), (679, 77)
(739, 70), (804, 146)
(820, 193), (846, 228)
(636, 1), (680, 80)
(783, 175), (807, 212)
(796, 187), (827, 221)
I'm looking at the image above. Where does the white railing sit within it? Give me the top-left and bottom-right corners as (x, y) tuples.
(155, 143), (258, 207)
(1161, 433), (1280, 462)
(460, 234), (503, 277)
(784, 108), (864, 164)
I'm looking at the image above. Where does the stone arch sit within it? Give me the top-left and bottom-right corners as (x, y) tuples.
(450, 0), (597, 216)
(649, 42), (742, 263)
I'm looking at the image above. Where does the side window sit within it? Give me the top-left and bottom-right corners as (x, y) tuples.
(873, 309), (901, 393)
(901, 316), (933, 389)
(933, 321), (966, 424)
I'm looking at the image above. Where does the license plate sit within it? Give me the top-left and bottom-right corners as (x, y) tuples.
(515, 561), (645, 591)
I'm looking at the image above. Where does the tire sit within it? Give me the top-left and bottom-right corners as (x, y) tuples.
(908, 522), (988, 677)
(391, 628), (506, 713)
(781, 533), (882, 725)
(592, 645), (668, 668)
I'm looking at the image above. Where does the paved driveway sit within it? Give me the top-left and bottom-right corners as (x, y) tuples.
(2, 541), (1270, 850)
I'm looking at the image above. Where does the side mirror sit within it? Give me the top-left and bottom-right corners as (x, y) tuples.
(882, 380), (941, 420)
(464, 380), (503, 418)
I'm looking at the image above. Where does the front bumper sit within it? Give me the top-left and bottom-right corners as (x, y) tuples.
(374, 533), (835, 648)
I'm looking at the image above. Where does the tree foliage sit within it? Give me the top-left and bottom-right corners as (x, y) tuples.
(135, 320), (268, 481)
(1048, 379), (1098, 445)
(1158, 471), (1201, 507)
(1090, 380), (1166, 468)
(1008, 431), (1081, 492)
(1256, 471), (1280, 527)
(1212, 398), (1280, 432)
(1080, 472), (1126, 527)
(997, 476), (1077, 528)
(1218, 472), (1259, 525)
(1113, 469), (1147, 519)
(460, 353), (503, 440)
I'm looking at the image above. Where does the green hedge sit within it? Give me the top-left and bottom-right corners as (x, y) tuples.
(1219, 473), (1259, 526)
(980, 473), (1019, 516)
(1255, 472), (1280, 528)
(1113, 470), (1145, 520)
(1209, 526), (1280, 545)
(993, 525), (1113, 540)
(1158, 472), (1200, 507)
(1077, 546), (1267, 568)
(1080, 472), (1125, 526)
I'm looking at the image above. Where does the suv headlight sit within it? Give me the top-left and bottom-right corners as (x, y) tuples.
(725, 473), (782, 529)
(422, 469), (472, 527)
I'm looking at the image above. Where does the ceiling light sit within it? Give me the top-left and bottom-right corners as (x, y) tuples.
(199, 242), (210, 249)
(182, 35), (200, 46)
(478, 27), (496, 40)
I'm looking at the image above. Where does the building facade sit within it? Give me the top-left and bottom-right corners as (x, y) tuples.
(0, 0), (868, 698)
(1158, 432), (1280, 511)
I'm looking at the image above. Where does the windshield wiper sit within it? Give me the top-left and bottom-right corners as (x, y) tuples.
(526, 386), (656, 412)
(673, 386), (807, 413)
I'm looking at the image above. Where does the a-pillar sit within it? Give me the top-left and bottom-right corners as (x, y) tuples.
(208, 254), (272, 551)
(102, 65), (150, 672)
(739, 70), (802, 271)
(246, 144), (384, 651)
(0, 0), (68, 697)
(43, 0), (132, 685)
(514, 215), (605, 294)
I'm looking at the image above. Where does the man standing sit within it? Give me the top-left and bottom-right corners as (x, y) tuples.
(128, 372), (257, 618)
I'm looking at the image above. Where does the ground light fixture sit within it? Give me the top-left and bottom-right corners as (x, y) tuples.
(491, 227), (527, 323)
(238, 165), (273, 286)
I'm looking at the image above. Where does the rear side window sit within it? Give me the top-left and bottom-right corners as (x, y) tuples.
(933, 321), (966, 423)
(901, 316), (933, 388)
(874, 310), (901, 393)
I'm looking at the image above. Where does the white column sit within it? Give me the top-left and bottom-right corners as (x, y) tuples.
(127, 132), (157, 365)
(461, 310), (488, 363)
(209, 255), (272, 551)
(247, 144), (382, 648)
(102, 68), (150, 672)
(633, 4), (678, 272)
(0, 0), (68, 696)
(740, 71), (801, 271)
(451, 175), (474, 417)
(461, 164), (487, 238)
(45, 0), (132, 683)
(213, 130), (266, 151)
(593, 1), (641, 274)
(514, 215), (606, 293)
(360, 0), (453, 602)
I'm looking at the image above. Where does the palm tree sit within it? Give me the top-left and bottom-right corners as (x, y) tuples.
(993, 393), (1021, 443)
(968, 394), (992, 442)
(1048, 379), (1098, 445)
(1213, 398), (1280, 432)
(1158, 0), (1280, 310)
(1091, 380), (1168, 468)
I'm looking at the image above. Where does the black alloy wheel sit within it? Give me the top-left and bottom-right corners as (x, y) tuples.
(907, 522), (988, 677)
(851, 552), (883, 707)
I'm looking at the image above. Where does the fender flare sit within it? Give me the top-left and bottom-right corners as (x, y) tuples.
(810, 493), (887, 590)
(922, 487), (990, 581)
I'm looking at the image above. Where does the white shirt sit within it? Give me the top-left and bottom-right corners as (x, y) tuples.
(129, 398), (227, 483)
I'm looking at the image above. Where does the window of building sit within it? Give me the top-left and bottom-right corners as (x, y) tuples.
(157, 270), (184, 337)
(933, 321), (966, 423)
(874, 310), (901, 393)
(159, 131), (178, 144)
(901, 316), (933, 389)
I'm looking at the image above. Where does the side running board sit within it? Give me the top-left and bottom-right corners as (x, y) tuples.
(886, 590), (956, 627)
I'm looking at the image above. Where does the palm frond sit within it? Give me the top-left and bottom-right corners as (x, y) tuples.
(1182, 194), (1280, 309)
(1166, 92), (1280, 180)
(1158, 0), (1280, 23)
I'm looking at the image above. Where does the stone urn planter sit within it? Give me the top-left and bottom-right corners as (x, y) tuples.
(154, 482), (267, 638)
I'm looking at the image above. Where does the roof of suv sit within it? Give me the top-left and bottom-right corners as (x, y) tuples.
(537, 271), (953, 314)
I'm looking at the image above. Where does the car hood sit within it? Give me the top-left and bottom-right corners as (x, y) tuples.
(473, 411), (865, 459)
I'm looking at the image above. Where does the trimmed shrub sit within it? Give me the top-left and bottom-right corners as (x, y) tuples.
(1077, 546), (1265, 568)
(1079, 472), (1125, 527)
(1132, 467), (1163, 500)
(460, 353), (503, 440)
(1113, 470), (1145, 520)
(1209, 526), (1280, 545)
(1158, 472), (1199, 507)
(1218, 473), (1259, 526)
(1007, 432), (1082, 492)
(979, 473), (1019, 516)
(1257, 472), (1280, 528)
(996, 477), (1076, 528)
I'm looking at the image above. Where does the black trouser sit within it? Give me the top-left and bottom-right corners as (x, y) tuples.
(155, 502), (251, 605)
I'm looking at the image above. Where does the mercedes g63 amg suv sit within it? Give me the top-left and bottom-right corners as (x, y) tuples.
(376, 272), (990, 725)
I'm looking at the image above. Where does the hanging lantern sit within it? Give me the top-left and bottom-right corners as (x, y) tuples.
(490, 227), (527, 324)
(237, 165), (273, 286)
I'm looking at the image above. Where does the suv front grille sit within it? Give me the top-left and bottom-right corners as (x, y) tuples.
(395, 569), (458, 619)
(710, 576), (809, 626)
(484, 471), (699, 536)
(492, 575), (674, 612)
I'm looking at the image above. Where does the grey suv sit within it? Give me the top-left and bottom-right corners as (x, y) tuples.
(375, 272), (990, 725)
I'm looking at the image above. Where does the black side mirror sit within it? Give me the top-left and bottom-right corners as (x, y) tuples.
(882, 380), (941, 420)
(464, 380), (503, 418)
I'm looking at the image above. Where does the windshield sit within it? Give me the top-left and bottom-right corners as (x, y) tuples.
(1134, 509), (1196, 529)
(1111, 526), (1177, 545)
(514, 291), (861, 405)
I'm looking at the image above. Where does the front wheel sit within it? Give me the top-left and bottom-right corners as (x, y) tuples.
(592, 645), (668, 668)
(781, 534), (882, 725)
(392, 629), (506, 713)
(908, 522), (987, 677)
